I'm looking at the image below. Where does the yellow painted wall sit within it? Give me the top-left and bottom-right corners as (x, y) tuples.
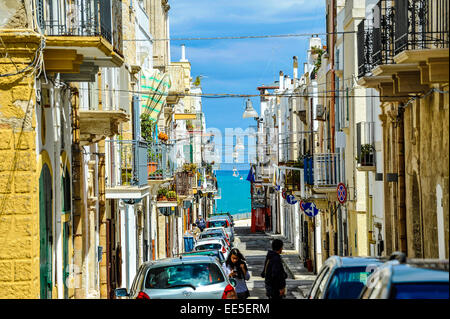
(0, 31), (41, 298)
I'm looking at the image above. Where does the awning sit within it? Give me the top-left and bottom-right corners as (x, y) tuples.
(141, 69), (171, 121)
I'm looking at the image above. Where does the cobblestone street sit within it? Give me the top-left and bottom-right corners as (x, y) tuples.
(233, 220), (316, 299)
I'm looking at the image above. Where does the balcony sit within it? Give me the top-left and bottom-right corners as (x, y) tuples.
(105, 139), (149, 199)
(357, 0), (449, 97)
(35, 0), (124, 74)
(356, 122), (376, 171)
(304, 153), (343, 192)
(148, 142), (175, 181)
(175, 171), (195, 197)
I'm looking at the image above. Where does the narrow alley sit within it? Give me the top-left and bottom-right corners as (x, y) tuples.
(232, 220), (316, 299)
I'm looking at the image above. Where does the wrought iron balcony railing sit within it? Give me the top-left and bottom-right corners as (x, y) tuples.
(175, 171), (194, 196)
(356, 122), (376, 167)
(106, 139), (148, 188)
(304, 153), (343, 187)
(357, 0), (449, 77)
(148, 142), (176, 180)
(35, 0), (123, 54)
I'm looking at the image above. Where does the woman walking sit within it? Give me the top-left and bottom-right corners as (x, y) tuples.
(222, 248), (250, 299)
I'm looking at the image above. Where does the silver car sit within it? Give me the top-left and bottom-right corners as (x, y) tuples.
(206, 217), (234, 242)
(115, 255), (237, 299)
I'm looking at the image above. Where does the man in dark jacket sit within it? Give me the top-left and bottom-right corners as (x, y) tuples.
(261, 239), (288, 299)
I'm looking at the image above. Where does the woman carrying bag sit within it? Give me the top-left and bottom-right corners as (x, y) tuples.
(222, 248), (251, 299)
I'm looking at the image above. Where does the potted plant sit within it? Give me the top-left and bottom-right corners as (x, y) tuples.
(158, 132), (169, 142)
(360, 144), (375, 166)
(157, 187), (168, 201)
(141, 113), (158, 174)
(167, 190), (177, 201)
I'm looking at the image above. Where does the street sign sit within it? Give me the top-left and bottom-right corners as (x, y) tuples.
(337, 182), (347, 204)
(282, 190), (287, 199)
(303, 202), (319, 217)
(300, 200), (305, 211)
(286, 194), (297, 205)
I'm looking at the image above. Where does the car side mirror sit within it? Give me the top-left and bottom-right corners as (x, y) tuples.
(115, 288), (129, 297)
(229, 278), (237, 287)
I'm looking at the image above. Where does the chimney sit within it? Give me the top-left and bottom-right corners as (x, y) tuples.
(293, 56), (298, 80)
(279, 71), (284, 90)
(180, 44), (188, 62)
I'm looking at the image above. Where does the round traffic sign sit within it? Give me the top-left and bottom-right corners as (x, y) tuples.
(337, 182), (347, 204)
(286, 194), (297, 205)
(300, 200), (305, 211)
(282, 190), (287, 199)
(303, 202), (319, 217)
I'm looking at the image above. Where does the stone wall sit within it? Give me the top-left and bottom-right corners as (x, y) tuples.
(0, 29), (41, 298)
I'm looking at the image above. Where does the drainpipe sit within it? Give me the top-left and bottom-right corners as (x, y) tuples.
(330, 0), (336, 153)
(397, 106), (407, 253)
(71, 86), (84, 298)
(365, 171), (370, 256)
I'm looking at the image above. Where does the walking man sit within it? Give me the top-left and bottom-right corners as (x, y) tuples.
(261, 239), (288, 299)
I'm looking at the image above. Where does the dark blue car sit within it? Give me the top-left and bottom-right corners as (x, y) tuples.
(308, 256), (385, 299)
(360, 258), (449, 299)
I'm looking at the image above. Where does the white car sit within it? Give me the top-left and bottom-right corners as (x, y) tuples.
(200, 227), (232, 247)
(194, 238), (230, 260)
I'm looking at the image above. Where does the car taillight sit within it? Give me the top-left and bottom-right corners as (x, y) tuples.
(226, 220), (230, 227)
(222, 284), (237, 299)
(136, 291), (150, 299)
(222, 246), (227, 253)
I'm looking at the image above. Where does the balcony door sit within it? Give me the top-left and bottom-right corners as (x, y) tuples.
(39, 163), (53, 299)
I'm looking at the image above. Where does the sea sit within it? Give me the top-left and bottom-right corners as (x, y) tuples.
(215, 170), (251, 217)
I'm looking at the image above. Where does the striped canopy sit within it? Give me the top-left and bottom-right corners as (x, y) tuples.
(141, 69), (171, 121)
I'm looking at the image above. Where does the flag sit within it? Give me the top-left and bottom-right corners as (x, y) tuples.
(246, 166), (255, 182)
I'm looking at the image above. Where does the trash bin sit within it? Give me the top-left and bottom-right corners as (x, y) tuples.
(184, 236), (194, 252)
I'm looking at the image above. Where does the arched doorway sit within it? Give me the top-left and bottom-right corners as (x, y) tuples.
(39, 163), (53, 299)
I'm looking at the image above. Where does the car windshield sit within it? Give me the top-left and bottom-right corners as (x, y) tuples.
(326, 267), (375, 299)
(195, 243), (222, 251)
(209, 220), (227, 228)
(392, 283), (449, 299)
(200, 233), (223, 239)
(183, 251), (223, 263)
(145, 263), (225, 289)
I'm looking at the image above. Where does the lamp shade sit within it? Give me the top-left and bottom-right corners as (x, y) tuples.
(242, 99), (258, 119)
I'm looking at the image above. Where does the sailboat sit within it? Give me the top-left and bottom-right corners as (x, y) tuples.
(232, 167), (239, 177)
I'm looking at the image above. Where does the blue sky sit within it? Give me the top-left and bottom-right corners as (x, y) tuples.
(169, 0), (326, 168)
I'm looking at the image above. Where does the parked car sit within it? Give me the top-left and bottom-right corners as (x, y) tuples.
(199, 227), (232, 247)
(181, 249), (226, 265)
(115, 255), (237, 299)
(211, 212), (235, 227)
(194, 238), (230, 260)
(308, 256), (385, 299)
(359, 255), (449, 299)
(207, 216), (234, 242)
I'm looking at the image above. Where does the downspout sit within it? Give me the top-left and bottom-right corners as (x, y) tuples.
(53, 75), (62, 298)
(330, 0), (336, 154)
(397, 105), (407, 253)
(71, 87), (83, 298)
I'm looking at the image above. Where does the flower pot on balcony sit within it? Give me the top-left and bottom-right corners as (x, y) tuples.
(148, 162), (157, 174)
(157, 195), (167, 201)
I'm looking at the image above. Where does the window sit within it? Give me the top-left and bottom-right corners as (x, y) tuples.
(325, 267), (374, 299)
(145, 263), (225, 289)
(392, 283), (449, 299)
(309, 266), (330, 298)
